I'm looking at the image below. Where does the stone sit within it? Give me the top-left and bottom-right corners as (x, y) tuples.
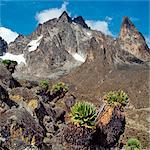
(64, 124), (94, 149)
(65, 94), (76, 111)
(0, 63), (21, 88)
(0, 107), (44, 149)
(93, 105), (126, 148)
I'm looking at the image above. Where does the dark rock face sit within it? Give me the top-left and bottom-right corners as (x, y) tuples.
(0, 37), (7, 56)
(0, 63), (21, 88)
(93, 105), (125, 148)
(2, 60), (18, 74)
(0, 85), (10, 114)
(64, 124), (94, 149)
(73, 16), (89, 28)
(58, 11), (72, 23)
(0, 85), (8, 101)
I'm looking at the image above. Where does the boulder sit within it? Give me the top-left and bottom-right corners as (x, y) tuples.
(64, 124), (94, 150)
(0, 107), (44, 149)
(0, 63), (21, 88)
(65, 94), (76, 112)
(93, 105), (126, 148)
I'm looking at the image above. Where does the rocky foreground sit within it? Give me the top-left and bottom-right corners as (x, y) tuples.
(0, 11), (150, 150)
(0, 62), (127, 150)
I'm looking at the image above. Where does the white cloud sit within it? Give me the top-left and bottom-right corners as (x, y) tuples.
(35, 2), (69, 24)
(85, 20), (113, 36)
(35, 2), (113, 36)
(105, 16), (113, 22)
(0, 27), (18, 44)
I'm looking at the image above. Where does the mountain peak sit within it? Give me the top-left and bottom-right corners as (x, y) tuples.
(119, 16), (150, 61)
(121, 16), (135, 29)
(58, 11), (72, 23)
(73, 16), (89, 28)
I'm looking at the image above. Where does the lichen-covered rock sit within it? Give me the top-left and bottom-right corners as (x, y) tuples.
(93, 105), (125, 148)
(0, 107), (44, 149)
(63, 124), (94, 150)
(9, 87), (39, 104)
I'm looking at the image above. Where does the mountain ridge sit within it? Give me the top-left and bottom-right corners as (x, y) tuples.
(0, 11), (149, 79)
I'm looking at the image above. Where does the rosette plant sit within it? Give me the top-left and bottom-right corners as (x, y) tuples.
(125, 138), (141, 150)
(69, 101), (97, 128)
(103, 90), (128, 106)
(51, 82), (69, 93)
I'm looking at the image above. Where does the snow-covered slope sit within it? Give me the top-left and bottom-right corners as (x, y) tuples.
(27, 35), (43, 52)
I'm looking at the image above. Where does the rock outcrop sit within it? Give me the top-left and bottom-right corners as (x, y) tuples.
(94, 105), (125, 148)
(0, 63), (21, 89)
(73, 16), (89, 28)
(0, 36), (7, 56)
(0, 107), (44, 149)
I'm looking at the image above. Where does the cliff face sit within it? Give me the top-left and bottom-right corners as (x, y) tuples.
(6, 12), (149, 79)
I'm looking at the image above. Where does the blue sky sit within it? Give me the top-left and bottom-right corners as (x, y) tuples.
(0, 0), (149, 45)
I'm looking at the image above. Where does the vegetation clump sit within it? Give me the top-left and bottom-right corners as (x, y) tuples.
(103, 90), (128, 106)
(69, 101), (97, 128)
(2, 59), (17, 66)
(125, 138), (141, 150)
(52, 82), (69, 93)
(39, 80), (49, 89)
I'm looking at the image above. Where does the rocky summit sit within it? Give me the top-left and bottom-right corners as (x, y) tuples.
(0, 11), (150, 150)
(2, 12), (148, 79)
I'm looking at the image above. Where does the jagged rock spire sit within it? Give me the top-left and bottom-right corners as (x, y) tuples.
(58, 11), (72, 23)
(119, 16), (150, 61)
(121, 16), (135, 29)
(73, 16), (89, 28)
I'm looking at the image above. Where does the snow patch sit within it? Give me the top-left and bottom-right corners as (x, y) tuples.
(27, 35), (43, 52)
(86, 31), (92, 37)
(73, 53), (85, 62)
(0, 53), (26, 64)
